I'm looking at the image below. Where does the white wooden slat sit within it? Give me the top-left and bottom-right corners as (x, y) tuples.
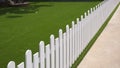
(74, 25), (77, 60)
(79, 19), (81, 56)
(69, 28), (72, 67)
(63, 33), (67, 68)
(72, 21), (75, 64)
(50, 35), (55, 68)
(77, 18), (80, 58)
(59, 29), (63, 68)
(17, 62), (24, 68)
(66, 25), (70, 68)
(77, 19), (80, 56)
(81, 15), (84, 53)
(33, 52), (39, 68)
(25, 50), (33, 68)
(39, 41), (45, 68)
(7, 61), (16, 68)
(55, 38), (60, 68)
(79, 21), (82, 54)
(46, 44), (50, 68)
(80, 15), (83, 53)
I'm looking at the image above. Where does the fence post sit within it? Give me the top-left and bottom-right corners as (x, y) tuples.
(17, 62), (24, 68)
(46, 44), (50, 68)
(33, 52), (39, 68)
(39, 41), (45, 68)
(25, 50), (33, 68)
(7, 61), (16, 68)
(50, 35), (55, 68)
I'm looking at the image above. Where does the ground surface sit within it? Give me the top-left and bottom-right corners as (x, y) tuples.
(0, 2), (100, 68)
(77, 5), (120, 68)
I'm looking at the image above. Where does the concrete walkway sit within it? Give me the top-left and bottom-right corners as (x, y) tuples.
(77, 5), (120, 68)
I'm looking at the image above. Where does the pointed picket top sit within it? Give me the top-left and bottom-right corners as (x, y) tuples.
(7, 61), (15, 68)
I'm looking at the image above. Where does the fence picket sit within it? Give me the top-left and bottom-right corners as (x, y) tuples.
(7, 61), (15, 68)
(66, 25), (70, 68)
(63, 33), (67, 68)
(69, 28), (72, 66)
(25, 50), (33, 68)
(59, 29), (63, 68)
(46, 44), (50, 68)
(17, 62), (24, 68)
(50, 35), (55, 68)
(39, 41), (45, 68)
(55, 38), (60, 68)
(33, 52), (39, 68)
(72, 21), (75, 64)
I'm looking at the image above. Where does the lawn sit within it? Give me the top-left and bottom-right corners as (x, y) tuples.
(0, 2), (100, 68)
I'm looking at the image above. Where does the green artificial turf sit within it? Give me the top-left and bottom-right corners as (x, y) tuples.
(0, 2), (100, 68)
(71, 2), (120, 68)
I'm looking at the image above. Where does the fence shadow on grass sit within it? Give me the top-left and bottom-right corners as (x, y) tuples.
(0, 3), (53, 16)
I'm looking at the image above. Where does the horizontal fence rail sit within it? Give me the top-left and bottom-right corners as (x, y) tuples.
(7, 0), (120, 68)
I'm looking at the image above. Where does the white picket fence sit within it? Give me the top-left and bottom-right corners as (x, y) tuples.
(7, 0), (120, 68)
